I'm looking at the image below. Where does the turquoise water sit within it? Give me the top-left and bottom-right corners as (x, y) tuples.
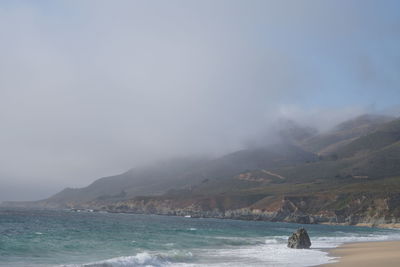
(1, 209), (400, 266)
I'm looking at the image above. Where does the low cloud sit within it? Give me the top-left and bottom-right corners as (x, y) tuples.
(0, 1), (399, 201)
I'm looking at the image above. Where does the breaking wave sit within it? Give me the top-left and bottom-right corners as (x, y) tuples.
(68, 250), (195, 267)
(66, 232), (400, 267)
(65, 252), (167, 267)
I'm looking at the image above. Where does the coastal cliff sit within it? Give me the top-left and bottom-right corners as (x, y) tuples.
(3, 115), (400, 228)
(64, 191), (400, 227)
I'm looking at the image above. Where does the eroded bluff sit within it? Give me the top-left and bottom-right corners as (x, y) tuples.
(75, 192), (400, 226)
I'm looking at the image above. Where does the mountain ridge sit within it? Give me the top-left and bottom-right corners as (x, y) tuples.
(3, 114), (400, 227)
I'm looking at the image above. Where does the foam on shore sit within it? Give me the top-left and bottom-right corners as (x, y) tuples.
(69, 232), (400, 267)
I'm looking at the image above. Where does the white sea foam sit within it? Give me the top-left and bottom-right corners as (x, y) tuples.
(67, 231), (400, 267)
(69, 250), (195, 267)
(170, 237), (332, 267)
(311, 232), (400, 249)
(173, 232), (400, 267)
(264, 238), (279, 244)
(66, 252), (170, 267)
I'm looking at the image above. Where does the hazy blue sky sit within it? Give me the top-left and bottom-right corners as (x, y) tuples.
(0, 0), (399, 201)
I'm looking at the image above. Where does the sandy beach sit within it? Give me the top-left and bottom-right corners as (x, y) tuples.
(321, 241), (400, 267)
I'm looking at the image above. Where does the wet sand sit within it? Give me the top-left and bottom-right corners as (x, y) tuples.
(320, 241), (400, 267)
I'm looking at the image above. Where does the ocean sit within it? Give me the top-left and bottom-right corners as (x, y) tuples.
(1, 209), (400, 267)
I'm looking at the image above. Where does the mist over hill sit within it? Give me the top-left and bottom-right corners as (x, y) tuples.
(4, 113), (400, 226)
(1, 0), (400, 203)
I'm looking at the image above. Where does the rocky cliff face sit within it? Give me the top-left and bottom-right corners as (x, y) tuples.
(70, 192), (400, 227)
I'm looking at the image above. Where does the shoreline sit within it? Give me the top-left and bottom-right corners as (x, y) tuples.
(74, 209), (400, 229)
(3, 206), (400, 230)
(319, 222), (400, 229)
(319, 241), (400, 266)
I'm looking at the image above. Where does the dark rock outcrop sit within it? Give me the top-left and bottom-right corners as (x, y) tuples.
(287, 228), (311, 249)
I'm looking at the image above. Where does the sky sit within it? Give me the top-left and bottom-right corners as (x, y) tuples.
(0, 0), (399, 201)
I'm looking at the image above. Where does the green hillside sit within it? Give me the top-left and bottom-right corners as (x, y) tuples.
(34, 143), (317, 207)
(334, 119), (400, 158)
(300, 114), (393, 155)
(4, 114), (400, 226)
